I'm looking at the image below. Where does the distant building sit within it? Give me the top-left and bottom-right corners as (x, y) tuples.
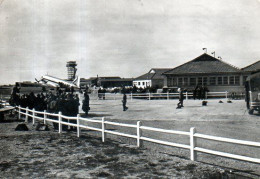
(80, 77), (98, 88)
(241, 60), (260, 84)
(98, 77), (133, 88)
(66, 61), (77, 81)
(81, 76), (133, 88)
(133, 68), (171, 88)
(163, 53), (245, 92)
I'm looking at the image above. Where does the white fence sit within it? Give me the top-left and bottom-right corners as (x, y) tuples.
(18, 106), (260, 164)
(97, 91), (234, 100)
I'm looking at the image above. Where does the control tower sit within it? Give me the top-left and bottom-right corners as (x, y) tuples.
(66, 61), (77, 81)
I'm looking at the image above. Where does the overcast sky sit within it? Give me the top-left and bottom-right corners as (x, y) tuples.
(0, 0), (260, 85)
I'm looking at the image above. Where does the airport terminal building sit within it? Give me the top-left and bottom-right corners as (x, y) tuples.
(163, 53), (246, 92)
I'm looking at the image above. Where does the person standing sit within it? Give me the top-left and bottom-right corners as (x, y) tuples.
(74, 94), (80, 115)
(193, 85), (198, 100)
(10, 83), (20, 106)
(98, 88), (102, 100)
(122, 93), (128, 111)
(201, 85), (208, 100)
(177, 88), (184, 108)
(197, 86), (202, 100)
(82, 92), (90, 116)
(70, 86), (74, 94)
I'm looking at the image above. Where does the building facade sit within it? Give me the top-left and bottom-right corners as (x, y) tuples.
(98, 77), (133, 88)
(163, 54), (245, 92)
(133, 68), (171, 88)
(81, 76), (133, 88)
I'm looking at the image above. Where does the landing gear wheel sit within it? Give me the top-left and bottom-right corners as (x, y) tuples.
(248, 109), (254, 115)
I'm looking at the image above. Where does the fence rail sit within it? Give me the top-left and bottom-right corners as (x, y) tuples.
(97, 91), (244, 100)
(17, 106), (260, 164)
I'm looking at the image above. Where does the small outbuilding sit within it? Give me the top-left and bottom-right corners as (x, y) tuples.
(133, 68), (171, 88)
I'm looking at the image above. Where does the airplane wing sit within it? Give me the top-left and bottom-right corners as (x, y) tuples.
(41, 75), (80, 88)
(0, 106), (15, 112)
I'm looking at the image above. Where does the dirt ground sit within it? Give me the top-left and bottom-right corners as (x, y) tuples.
(0, 97), (259, 178)
(0, 122), (237, 178)
(84, 97), (260, 177)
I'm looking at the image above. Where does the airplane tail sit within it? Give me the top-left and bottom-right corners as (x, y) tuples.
(73, 76), (80, 88)
(77, 76), (80, 88)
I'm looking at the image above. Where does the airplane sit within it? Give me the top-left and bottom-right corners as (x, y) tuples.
(35, 75), (80, 88)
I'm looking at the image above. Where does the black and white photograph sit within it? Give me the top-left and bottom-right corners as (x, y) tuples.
(0, 0), (259, 178)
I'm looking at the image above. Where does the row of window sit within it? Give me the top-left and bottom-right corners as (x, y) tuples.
(133, 81), (151, 87)
(168, 76), (241, 86)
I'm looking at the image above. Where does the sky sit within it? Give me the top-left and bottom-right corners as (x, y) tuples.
(0, 0), (260, 85)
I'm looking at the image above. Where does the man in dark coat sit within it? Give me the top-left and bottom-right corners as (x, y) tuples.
(177, 88), (184, 108)
(201, 85), (208, 99)
(74, 94), (80, 115)
(197, 86), (202, 100)
(193, 85), (198, 100)
(122, 93), (128, 111)
(9, 83), (20, 106)
(70, 86), (74, 94)
(82, 92), (90, 116)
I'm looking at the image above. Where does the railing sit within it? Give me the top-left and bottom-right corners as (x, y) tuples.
(97, 91), (233, 100)
(18, 106), (260, 164)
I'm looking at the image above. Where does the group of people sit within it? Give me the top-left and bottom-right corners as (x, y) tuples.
(177, 85), (209, 109)
(11, 91), (81, 117)
(193, 85), (209, 100)
(10, 86), (92, 118)
(97, 88), (106, 100)
(10, 84), (86, 116)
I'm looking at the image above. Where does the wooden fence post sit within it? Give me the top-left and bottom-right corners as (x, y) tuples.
(190, 127), (197, 161)
(186, 92), (188, 100)
(102, 117), (106, 142)
(131, 93), (133, 101)
(225, 91), (228, 99)
(205, 92), (208, 99)
(18, 106), (21, 119)
(137, 121), (142, 147)
(58, 112), (62, 133)
(167, 92), (169, 100)
(77, 114), (81, 137)
(68, 119), (72, 130)
(25, 107), (28, 123)
(32, 108), (35, 125)
(149, 93), (151, 100)
(43, 110), (46, 124)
